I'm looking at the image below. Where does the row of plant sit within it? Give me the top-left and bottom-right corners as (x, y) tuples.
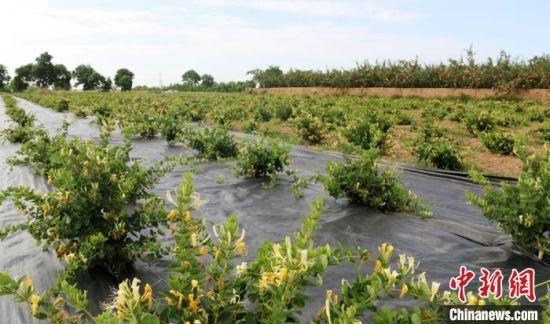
(17, 91), (548, 176)
(3, 93), (548, 260)
(248, 50), (550, 90)
(6, 173), (544, 323)
(1, 94), (36, 143)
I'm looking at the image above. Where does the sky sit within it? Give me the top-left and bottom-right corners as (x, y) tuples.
(1, 0), (549, 86)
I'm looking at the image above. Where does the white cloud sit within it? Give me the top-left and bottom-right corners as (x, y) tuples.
(0, 0), (504, 86)
(197, 0), (424, 22)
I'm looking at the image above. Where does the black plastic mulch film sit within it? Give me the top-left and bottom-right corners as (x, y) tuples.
(0, 98), (547, 323)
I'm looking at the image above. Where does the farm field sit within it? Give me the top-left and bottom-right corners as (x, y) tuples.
(0, 92), (548, 322)
(18, 90), (549, 177)
(1, 1), (549, 321)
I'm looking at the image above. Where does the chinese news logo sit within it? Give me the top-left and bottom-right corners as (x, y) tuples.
(449, 266), (536, 302)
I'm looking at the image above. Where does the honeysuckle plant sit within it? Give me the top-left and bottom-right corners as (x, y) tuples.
(186, 126), (239, 160)
(467, 148), (550, 260)
(321, 150), (431, 217)
(1, 94), (36, 143)
(0, 126), (176, 276)
(235, 139), (291, 180)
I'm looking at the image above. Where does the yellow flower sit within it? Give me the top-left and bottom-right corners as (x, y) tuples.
(169, 290), (186, 308)
(206, 290), (214, 298)
(374, 260), (383, 274)
(30, 294), (41, 316)
(235, 241), (247, 256)
(277, 267), (289, 284)
(47, 176), (53, 185)
(167, 210), (177, 220)
(191, 280), (199, 289)
(188, 294), (200, 314)
(399, 284), (408, 298)
(466, 292), (485, 306)
(184, 210), (192, 222)
(190, 233), (198, 247)
(53, 297), (64, 306)
(141, 283), (153, 309)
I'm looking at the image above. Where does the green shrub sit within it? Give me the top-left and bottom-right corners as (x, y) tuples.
(1, 126), (34, 143)
(465, 111), (495, 134)
(467, 150), (550, 259)
(236, 139), (290, 178)
(448, 105), (467, 122)
(481, 130), (515, 155)
(275, 104), (293, 121)
(421, 106), (447, 120)
(254, 105), (272, 122)
(242, 119), (258, 133)
(417, 119), (446, 140)
(187, 127), (238, 160)
(122, 115), (158, 139)
(343, 121), (387, 151)
(1, 132), (174, 276)
(294, 113), (328, 144)
(390, 111), (412, 125)
(3, 95), (35, 127)
(322, 150), (430, 216)
(535, 121), (550, 141)
(52, 98), (69, 112)
(1, 95), (36, 143)
(159, 110), (186, 145)
(413, 120), (463, 170)
(414, 138), (463, 170)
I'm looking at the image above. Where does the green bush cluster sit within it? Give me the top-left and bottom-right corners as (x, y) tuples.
(1, 95), (36, 143)
(467, 150), (550, 259)
(1, 130), (174, 276)
(344, 120), (388, 151)
(235, 139), (290, 178)
(187, 126), (238, 160)
(294, 113), (327, 144)
(322, 150), (430, 216)
(481, 130), (515, 155)
(465, 110), (495, 134)
(413, 120), (463, 170)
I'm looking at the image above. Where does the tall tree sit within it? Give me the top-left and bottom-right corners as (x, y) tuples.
(101, 77), (113, 92)
(114, 68), (134, 91)
(32, 52), (56, 87)
(11, 64), (34, 91)
(201, 74), (214, 87)
(182, 70), (201, 85)
(247, 66), (284, 88)
(73, 65), (105, 91)
(53, 64), (72, 90)
(0, 65), (10, 90)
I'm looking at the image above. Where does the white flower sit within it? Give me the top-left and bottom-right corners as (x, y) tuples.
(236, 262), (247, 276)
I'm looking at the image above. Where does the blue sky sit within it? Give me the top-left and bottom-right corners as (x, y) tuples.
(2, 0), (549, 86)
